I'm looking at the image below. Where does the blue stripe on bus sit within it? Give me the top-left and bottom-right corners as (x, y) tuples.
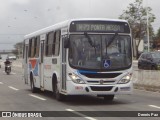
(77, 70), (97, 74)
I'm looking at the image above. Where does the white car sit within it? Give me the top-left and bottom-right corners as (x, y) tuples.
(7, 55), (17, 60)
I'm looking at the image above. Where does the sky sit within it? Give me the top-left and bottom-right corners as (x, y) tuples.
(0, 0), (160, 50)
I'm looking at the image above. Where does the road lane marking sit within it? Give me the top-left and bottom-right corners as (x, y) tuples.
(0, 82), (3, 84)
(66, 109), (74, 111)
(114, 97), (118, 99)
(66, 109), (97, 120)
(149, 105), (160, 109)
(8, 86), (19, 91)
(29, 94), (46, 101)
(84, 117), (97, 120)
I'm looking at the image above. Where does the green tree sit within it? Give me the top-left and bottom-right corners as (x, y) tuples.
(156, 28), (160, 39)
(153, 28), (160, 49)
(119, 0), (156, 58)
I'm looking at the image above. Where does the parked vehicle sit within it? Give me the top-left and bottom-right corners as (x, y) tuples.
(7, 54), (17, 60)
(138, 52), (160, 70)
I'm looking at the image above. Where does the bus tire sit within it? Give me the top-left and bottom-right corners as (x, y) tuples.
(30, 73), (38, 93)
(52, 75), (57, 97)
(53, 78), (65, 101)
(103, 95), (114, 101)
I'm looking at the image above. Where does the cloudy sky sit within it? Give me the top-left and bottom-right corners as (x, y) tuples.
(0, 0), (160, 50)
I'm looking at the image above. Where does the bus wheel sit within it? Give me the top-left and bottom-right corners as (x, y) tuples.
(55, 80), (65, 101)
(103, 95), (114, 101)
(30, 74), (38, 93)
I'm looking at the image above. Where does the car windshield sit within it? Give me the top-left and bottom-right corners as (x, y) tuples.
(69, 34), (132, 71)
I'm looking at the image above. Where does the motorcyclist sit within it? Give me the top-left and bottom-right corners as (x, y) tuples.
(4, 58), (11, 71)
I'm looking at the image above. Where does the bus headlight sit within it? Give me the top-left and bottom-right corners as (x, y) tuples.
(118, 73), (132, 84)
(69, 73), (85, 84)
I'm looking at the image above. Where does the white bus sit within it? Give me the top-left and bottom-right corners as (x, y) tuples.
(23, 18), (133, 101)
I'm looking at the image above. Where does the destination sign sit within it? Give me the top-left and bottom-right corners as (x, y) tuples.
(76, 24), (121, 32)
(70, 21), (130, 33)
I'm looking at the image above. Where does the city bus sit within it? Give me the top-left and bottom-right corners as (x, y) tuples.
(23, 18), (133, 101)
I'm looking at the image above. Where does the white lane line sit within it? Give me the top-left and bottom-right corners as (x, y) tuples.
(8, 86), (19, 91)
(66, 109), (97, 120)
(0, 82), (3, 84)
(84, 117), (97, 120)
(149, 105), (160, 109)
(66, 109), (74, 111)
(29, 94), (46, 101)
(114, 97), (118, 99)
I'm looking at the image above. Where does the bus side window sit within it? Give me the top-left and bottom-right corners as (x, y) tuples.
(45, 34), (49, 56)
(31, 38), (38, 58)
(23, 41), (25, 59)
(33, 37), (37, 57)
(45, 31), (54, 56)
(54, 30), (61, 56)
(28, 39), (32, 57)
(35, 36), (40, 57)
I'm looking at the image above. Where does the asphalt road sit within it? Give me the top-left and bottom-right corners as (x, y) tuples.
(0, 64), (160, 120)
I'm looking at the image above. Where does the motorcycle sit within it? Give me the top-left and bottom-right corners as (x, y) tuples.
(5, 64), (11, 75)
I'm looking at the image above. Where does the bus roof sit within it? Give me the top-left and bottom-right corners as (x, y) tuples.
(24, 18), (128, 39)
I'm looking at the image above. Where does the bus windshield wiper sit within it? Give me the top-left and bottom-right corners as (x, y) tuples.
(106, 33), (118, 47)
(84, 32), (94, 47)
(84, 32), (97, 55)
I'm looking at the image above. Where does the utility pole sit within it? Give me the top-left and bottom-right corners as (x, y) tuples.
(146, 0), (150, 52)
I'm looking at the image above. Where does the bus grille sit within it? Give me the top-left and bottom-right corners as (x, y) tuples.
(87, 80), (115, 84)
(90, 86), (113, 91)
(80, 72), (122, 78)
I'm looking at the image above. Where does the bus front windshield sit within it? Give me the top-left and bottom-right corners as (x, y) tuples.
(69, 34), (132, 71)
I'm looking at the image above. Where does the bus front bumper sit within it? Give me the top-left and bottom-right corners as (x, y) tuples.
(65, 81), (133, 95)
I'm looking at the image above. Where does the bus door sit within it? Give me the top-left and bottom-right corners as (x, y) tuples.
(61, 36), (67, 91)
(39, 40), (45, 90)
(24, 45), (29, 84)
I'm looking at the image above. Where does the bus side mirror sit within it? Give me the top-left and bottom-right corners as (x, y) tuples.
(64, 37), (70, 48)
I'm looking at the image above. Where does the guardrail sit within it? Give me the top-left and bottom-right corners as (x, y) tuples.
(0, 50), (14, 54)
(133, 70), (160, 92)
